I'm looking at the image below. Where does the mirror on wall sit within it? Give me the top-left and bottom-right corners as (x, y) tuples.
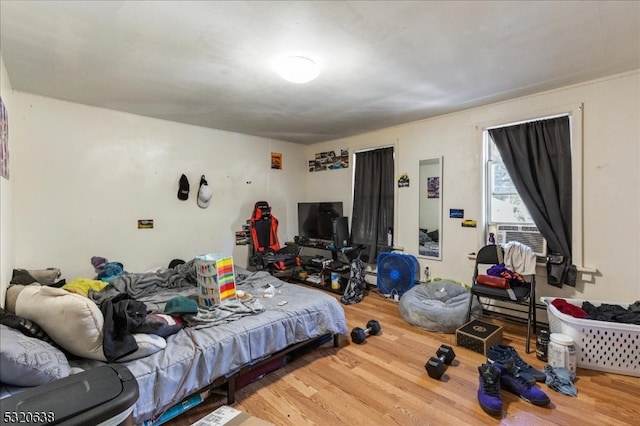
(418, 157), (443, 260)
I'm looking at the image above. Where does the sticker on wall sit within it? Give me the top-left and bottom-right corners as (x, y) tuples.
(138, 219), (154, 229)
(236, 221), (251, 244)
(0, 97), (9, 180)
(450, 209), (464, 218)
(308, 149), (349, 172)
(427, 176), (440, 198)
(235, 231), (250, 245)
(271, 152), (282, 170)
(398, 173), (410, 187)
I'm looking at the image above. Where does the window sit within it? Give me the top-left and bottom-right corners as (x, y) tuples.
(480, 103), (588, 281)
(486, 133), (547, 257)
(484, 114), (572, 260)
(487, 138), (535, 225)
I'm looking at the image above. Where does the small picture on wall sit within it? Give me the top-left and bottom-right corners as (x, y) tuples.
(309, 148), (349, 172)
(427, 177), (440, 198)
(235, 231), (250, 245)
(398, 173), (410, 187)
(271, 152), (282, 170)
(137, 219), (154, 229)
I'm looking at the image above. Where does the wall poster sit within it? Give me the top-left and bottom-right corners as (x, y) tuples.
(0, 97), (8, 179)
(308, 149), (349, 172)
(427, 176), (440, 198)
(271, 152), (282, 170)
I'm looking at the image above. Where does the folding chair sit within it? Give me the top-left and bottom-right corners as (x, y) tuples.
(466, 244), (537, 353)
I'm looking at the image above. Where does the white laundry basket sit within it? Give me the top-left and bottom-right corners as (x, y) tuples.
(541, 297), (639, 377)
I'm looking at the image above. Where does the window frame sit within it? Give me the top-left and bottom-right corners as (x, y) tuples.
(478, 103), (590, 271)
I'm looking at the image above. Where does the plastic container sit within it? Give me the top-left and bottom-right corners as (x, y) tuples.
(1, 365), (139, 425)
(331, 272), (340, 290)
(548, 333), (576, 373)
(541, 297), (640, 377)
(536, 328), (550, 362)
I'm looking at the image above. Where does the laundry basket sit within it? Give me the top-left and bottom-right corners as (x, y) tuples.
(541, 297), (640, 377)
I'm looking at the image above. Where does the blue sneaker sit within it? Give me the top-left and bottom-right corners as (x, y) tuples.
(477, 363), (502, 416)
(487, 344), (545, 383)
(496, 359), (551, 406)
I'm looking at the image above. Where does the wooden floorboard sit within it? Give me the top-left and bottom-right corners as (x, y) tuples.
(166, 288), (640, 425)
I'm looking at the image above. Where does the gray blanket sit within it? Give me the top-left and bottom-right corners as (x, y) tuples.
(89, 260), (272, 329)
(89, 259), (198, 304)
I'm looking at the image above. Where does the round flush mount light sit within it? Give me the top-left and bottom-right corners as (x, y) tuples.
(274, 56), (319, 84)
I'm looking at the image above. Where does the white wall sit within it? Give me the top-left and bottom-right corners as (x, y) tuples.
(306, 71), (640, 304)
(8, 91), (307, 283)
(0, 54), (16, 307)
(3, 48), (639, 305)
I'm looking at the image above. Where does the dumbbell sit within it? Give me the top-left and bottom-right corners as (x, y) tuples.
(350, 320), (381, 344)
(425, 345), (456, 379)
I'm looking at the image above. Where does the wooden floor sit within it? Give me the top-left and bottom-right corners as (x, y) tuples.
(167, 288), (640, 426)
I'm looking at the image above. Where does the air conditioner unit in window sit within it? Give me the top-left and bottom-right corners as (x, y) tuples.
(495, 224), (547, 257)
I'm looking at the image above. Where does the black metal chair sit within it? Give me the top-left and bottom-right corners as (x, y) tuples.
(466, 244), (537, 353)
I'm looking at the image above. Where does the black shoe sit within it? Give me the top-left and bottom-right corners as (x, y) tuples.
(487, 344), (545, 383)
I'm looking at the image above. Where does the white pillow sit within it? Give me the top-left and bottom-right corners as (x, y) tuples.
(15, 286), (165, 361)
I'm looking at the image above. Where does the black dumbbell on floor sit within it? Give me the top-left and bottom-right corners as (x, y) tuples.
(350, 320), (381, 344)
(425, 344), (456, 379)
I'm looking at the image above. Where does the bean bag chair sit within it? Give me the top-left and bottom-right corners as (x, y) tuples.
(399, 280), (481, 333)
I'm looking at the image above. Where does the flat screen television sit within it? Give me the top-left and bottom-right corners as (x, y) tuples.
(298, 202), (343, 241)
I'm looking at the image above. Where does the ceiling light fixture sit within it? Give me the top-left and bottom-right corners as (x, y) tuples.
(274, 56), (319, 84)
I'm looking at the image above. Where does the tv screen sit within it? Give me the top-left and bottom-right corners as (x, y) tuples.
(298, 202), (343, 241)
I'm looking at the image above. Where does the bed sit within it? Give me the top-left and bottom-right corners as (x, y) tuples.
(1, 264), (347, 425)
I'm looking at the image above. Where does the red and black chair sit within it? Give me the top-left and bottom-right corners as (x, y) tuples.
(250, 201), (301, 272)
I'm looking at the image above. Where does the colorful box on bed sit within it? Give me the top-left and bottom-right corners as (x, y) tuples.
(196, 253), (237, 307)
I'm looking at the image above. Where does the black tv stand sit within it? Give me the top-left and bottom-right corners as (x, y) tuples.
(281, 241), (363, 295)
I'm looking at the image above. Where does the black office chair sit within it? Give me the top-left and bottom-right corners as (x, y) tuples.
(466, 244), (537, 353)
(249, 201), (301, 272)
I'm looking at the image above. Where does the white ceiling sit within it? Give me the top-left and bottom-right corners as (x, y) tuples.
(1, 1), (639, 145)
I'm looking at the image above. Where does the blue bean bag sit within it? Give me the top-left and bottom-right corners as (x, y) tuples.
(399, 280), (481, 333)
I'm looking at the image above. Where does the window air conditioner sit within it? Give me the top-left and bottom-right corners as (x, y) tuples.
(495, 224), (547, 257)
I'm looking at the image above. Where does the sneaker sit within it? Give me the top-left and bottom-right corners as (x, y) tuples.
(477, 363), (502, 416)
(496, 359), (551, 406)
(487, 344), (545, 383)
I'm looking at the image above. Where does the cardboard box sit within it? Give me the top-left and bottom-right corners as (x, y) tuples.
(192, 405), (274, 426)
(195, 254), (237, 307)
(456, 320), (503, 356)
